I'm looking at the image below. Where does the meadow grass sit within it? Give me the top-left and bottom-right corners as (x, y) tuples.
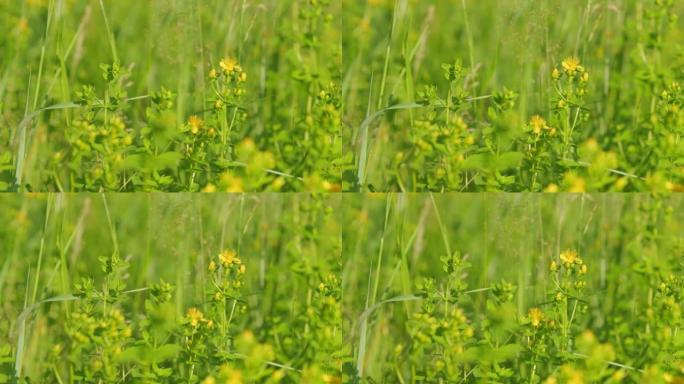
(342, 192), (684, 382)
(0, 193), (342, 383)
(343, 0), (684, 192)
(2, 1), (684, 383)
(0, 0), (341, 192)
(2, 192), (684, 382)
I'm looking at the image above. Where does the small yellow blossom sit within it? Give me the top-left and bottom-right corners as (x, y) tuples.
(271, 370), (286, 381)
(530, 115), (547, 134)
(227, 370), (243, 384)
(220, 57), (238, 74)
(219, 249), (240, 266)
(322, 374), (342, 384)
(560, 250), (578, 267)
(562, 57), (582, 74)
(202, 183), (217, 193)
(208, 261), (217, 272)
(544, 183), (559, 193)
(187, 307), (204, 327)
(528, 307), (544, 328)
(560, 364), (585, 384)
(219, 172), (244, 192)
(188, 115), (203, 134)
(550, 260), (558, 272)
(564, 173), (586, 193)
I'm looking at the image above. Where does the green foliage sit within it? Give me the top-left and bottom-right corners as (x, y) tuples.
(344, 193), (684, 383)
(0, 0), (341, 192)
(343, 0), (684, 192)
(0, 194), (342, 383)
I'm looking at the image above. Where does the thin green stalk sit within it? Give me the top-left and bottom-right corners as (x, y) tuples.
(461, 0), (475, 71)
(99, 0), (119, 63)
(376, 0), (398, 111)
(31, 194), (54, 305)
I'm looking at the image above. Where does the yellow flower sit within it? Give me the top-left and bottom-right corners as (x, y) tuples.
(226, 370), (243, 384)
(219, 172), (244, 192)
(187, 115), (203, 134)
(544, 183), (559, 193)
(550, 260), (558, 272)
(187, 307), (204, 327)
(528, 307), (544, 328)
(562, 57), (582, 74)
(202, 183), (217, 193)
(529, 115), (547, 135)
(322, 374), (342, 384)
(208, 261), (217, 272)
(220, 57), (238, 73)
(209, 68), (218, 79)
(560, 364), (585, 384)
(201, 376), (216, 384)
(271, 370), (286, 380)
(564, 173), (586, 193)
(219, 249), (239, 266)
(560, 250), (578, 267)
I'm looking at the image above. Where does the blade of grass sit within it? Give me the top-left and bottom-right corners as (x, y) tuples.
(99, 0), (119, 63)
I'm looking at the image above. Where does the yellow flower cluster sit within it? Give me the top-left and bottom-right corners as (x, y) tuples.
(185, 115), (216, 138)
(186, 307), (214, 330)
(217, 57), (248, 83)
(210, 249), (246, 279)
(553, 57), (590, 88)
(528, 115), (556, 136)
(528, 307), (545, 328)
(219, 249), (244, 269)
(561, 57), (582, 75)
(560, 250), (578, 267)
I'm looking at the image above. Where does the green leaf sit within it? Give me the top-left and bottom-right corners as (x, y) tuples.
(494, 152), (524, 170)
(480, 344), (524, 363)
(117, 344), (180, 364)
(153, 344), (182, 361)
